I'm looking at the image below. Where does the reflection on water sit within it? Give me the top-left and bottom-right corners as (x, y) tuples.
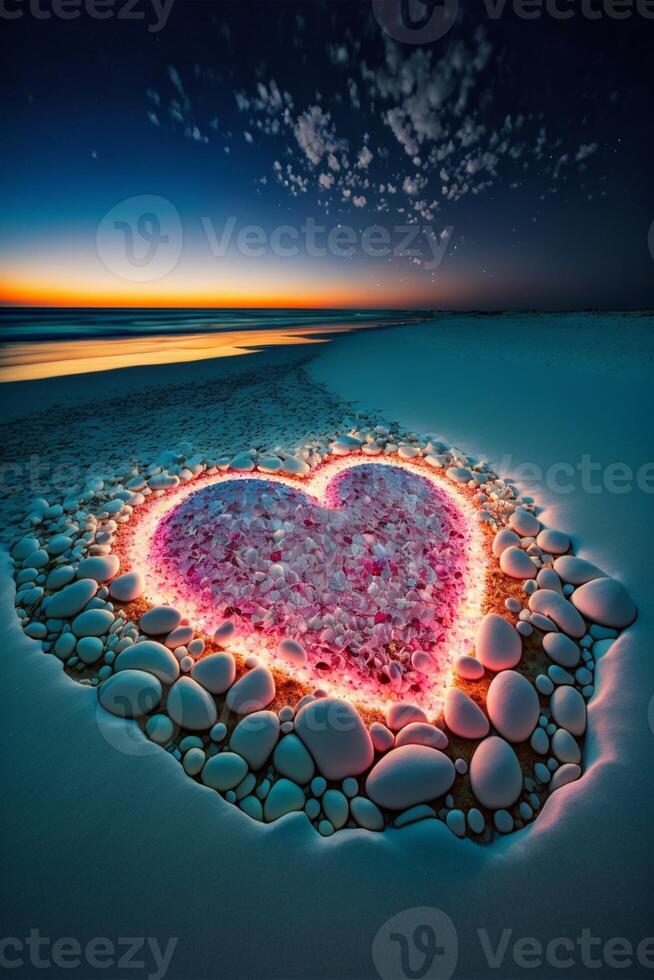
(0, 309), (428, 382)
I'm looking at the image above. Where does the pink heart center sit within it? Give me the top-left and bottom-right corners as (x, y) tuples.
(133, 458), (487, 712)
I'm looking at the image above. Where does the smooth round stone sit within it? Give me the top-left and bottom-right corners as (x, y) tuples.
(72, 609), (114, 637)
(469, 736), (523, 810)
(509, 508), (540, 537)
(487, 671), (539, 743)
(210, 722), (227, 742)
(115, 640), (180, 684)
(12, 536), (40, 560)
(281, 456), (310, 476)
(537, 568), (563, 595)
(46, 566), (76, 590)
(550, 685), (587, 736)
(516, 621), (533, 637)
(295, 697), (374, 780)
(475, 613), (522, 671)
(366, 745), (455, 810)
(188, 638), (205, 657)
(98, 670), (162, 718)
(240, 795), (264, 821)
(183, 747), (206, 776)
(310, 776), (327, 797)
(454, 654), (485, 682)
(109, 571), (145, 603)
(528, 590), (586, 638)
(536, 529), (570, 555)
(214, 621), (236, 645)
(229, 454), (256, 472)
(322, 789), (349, 829)
(395, 722), (448, 751)
(519, 802), (534, 822)
(202, 752), (248, 791)
(25, 622), (47, 639)
(179, 735), (203, 752)
(140, 605), (182, 636)
(386, 702), (428, 732)
(543, 632), (581, 668)
(167, 677), (218, 730)
(467, 808), (485, 835)
(318, 820), (334, 836)
(165, 625), (194, 650)
(549, 763), (581, 792)
(25, 549), (48, 569)
(230, 711), (280, 770)
(263, 778), (305, 821)
(571, 578), (636, 629)
(350, 796), (384, 831)
(500, 546), (539, 580)
(273, 734), (315, 784)
(551, 729), (581, 764)
(20, 586), (44, 610)
(278, 638), (307, 667)
(505, 597), (522, 613)
(494, 810), (514, 834)
(77, 554), (120, 583)
(530, 612), (557, 632)
(47, 578), (98, 618)
(394, 805), (437, 828)
(446, 809), (466, 838)
(54, 633), (77, 660)
(370, 722), (395, 754)
(47, 533), (73, 556)
(342, 777), (358, 798)
(191, 652), (236, 694)
(304, 798), (320, 820)
(534, 762), (551, 784)
(530, 727), (549, 755)
(447, 466), (472, 483)
(225, 665), (275, 715)
(146, 713), (175, 745)
(76, 636), (104, 665)
(548, 665), (574, 686)
(553, 556), (606, 585)
(444, 689), (489, 740)
(492, 528), (520, 556)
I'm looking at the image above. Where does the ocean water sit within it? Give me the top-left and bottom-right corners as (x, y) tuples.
(0, 307), (433, 383)
(0, 307), (425, 344)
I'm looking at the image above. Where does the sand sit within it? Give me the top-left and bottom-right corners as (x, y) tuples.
(1, 313), (653, 979)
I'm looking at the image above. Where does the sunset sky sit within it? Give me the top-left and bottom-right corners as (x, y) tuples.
(2, 0), (653, 309)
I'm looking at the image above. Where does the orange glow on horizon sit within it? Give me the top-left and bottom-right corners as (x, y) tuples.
(0, 273), (424, 310)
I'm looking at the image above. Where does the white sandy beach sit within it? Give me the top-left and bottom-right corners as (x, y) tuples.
(1, 313), (653, 979)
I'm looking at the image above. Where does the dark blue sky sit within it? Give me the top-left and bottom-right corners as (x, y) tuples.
(2, 0), (653, 308)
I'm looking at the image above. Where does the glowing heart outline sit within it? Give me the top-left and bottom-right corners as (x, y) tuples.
(124, 455), (489, 715)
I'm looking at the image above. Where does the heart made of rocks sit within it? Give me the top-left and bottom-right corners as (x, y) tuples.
(135, 458), (488, 713)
